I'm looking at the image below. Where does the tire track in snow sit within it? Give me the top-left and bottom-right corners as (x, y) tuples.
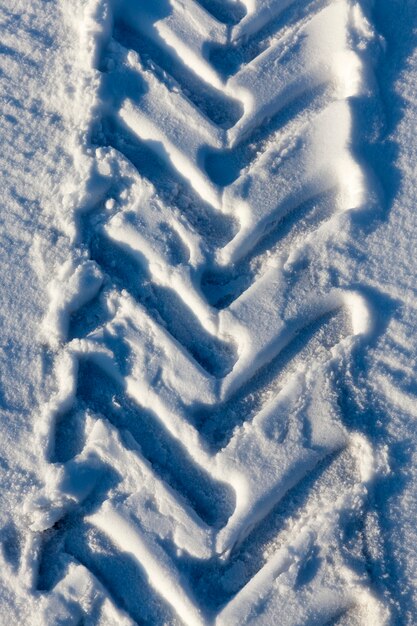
(29, 0), (389, 623)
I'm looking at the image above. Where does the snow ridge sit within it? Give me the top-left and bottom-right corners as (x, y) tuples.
(30, 0), (389, 623)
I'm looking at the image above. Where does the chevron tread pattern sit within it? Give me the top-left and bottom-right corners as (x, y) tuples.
(31, 0), (389, 624)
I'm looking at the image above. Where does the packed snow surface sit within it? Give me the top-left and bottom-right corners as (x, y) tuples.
(1, 0), (417, 624)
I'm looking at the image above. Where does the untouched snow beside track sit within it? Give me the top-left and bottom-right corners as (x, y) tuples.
(1, 0), (417, 624)
(0, 0), (93, 622)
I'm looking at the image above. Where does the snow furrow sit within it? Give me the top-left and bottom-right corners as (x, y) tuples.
(30, 0), (389, 623)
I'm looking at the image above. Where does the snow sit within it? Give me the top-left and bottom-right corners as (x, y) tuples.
(1, 0), (417, 624)
(113, 0), (226, 90)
